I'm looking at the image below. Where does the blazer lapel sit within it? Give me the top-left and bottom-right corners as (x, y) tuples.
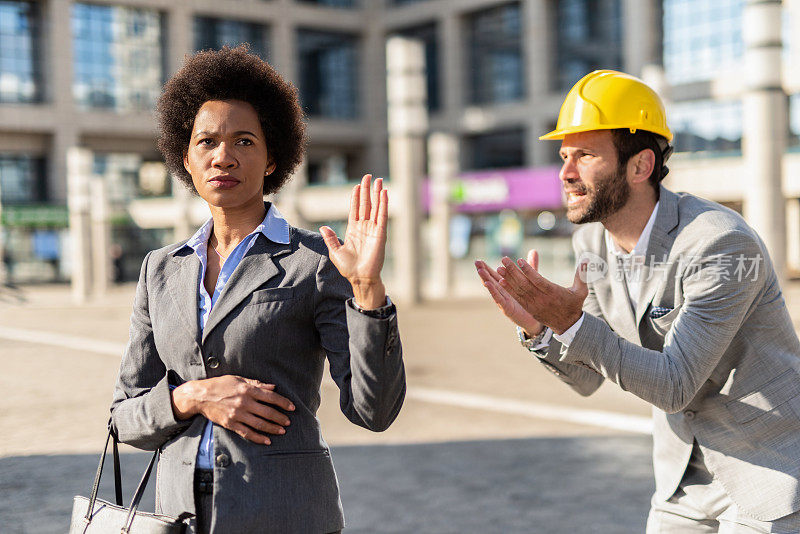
(605, 244), (639, 343)
(166, 249), (203, 345)
(635, 187), (680, 328)
(201, 233), (293, 344)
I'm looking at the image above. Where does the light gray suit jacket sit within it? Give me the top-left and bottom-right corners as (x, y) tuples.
(110, 227), (406, 533)
(534, 186), (800, 521)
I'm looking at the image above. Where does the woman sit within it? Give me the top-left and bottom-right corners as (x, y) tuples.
(110, 46), (405, 534)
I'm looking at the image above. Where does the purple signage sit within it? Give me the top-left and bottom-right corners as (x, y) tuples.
(422, 166), (563, 213)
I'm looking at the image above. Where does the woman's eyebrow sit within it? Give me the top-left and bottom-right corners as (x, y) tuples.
(192, 130), (258, 138)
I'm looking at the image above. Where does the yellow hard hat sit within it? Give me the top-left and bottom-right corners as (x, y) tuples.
(540, 70), (673, 143)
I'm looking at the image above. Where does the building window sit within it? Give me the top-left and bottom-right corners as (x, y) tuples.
(467, 3), (524, 105)
(297, 29), (359, 119)
(195, 17), (269, 59)
(0, 154), (46, 204)
(669, 99), (742, 153)
(393, 24), (439, 112)
(467, 129), (525, 170)
(72, 3), (164, 112)
(663, 0), (743, 85)
(0, 1), (40, 103)
(790, 94), (800, 149)
(555, 0), (623, 91)
(296, 0), (358, 7)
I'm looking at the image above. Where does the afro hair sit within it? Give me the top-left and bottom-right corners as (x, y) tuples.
(157, 45), (306, 195)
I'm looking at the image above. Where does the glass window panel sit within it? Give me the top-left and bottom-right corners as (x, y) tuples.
(71, 3), (164, 112)
(663, 0), (743, 85)
(555, 0), (622, 91)
(194, 17), (269, 59)
(0, 154), (46, 204)
(467, 129), (525, 170)
(669, 99), (742, 153)
(467, 3), (524, 105)
(0, 1), (40, 103)
(297, 29), (359, 119)
(790, 94), (800, 149)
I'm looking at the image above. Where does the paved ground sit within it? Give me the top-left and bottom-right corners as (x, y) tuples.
(4, 280), (800, 532)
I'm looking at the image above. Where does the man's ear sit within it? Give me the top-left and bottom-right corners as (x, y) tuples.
(183, 151), (190, 174)
(629, 148), (655, 185)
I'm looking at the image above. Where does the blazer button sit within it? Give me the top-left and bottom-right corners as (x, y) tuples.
(215, 453), (230, 467)
(683, 410), (697, 420)
(206, 356), (220, 369)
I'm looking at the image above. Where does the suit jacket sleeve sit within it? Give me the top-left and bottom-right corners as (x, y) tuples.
(314, 253), (406, 432)
(110, 251), (191, 449)
(560, 230), (767, 413)
(530, 239), (606, 397)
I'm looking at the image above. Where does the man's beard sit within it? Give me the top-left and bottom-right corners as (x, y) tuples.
(566, 166), (630, 224)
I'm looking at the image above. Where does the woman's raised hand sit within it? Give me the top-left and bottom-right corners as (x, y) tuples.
(320, 174), (388, 309)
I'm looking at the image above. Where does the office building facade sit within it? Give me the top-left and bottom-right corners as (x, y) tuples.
(1, 0), (799, 286)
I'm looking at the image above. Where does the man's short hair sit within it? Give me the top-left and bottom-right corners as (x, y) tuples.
(610, 129), (670, 198)
(157, 45), (307, 195)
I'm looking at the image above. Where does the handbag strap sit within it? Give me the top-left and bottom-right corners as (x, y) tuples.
(121, 448), (159, 533)
(84, 428), (122, 524)
(84, 425), (159, 528)
(112, 430), (123, 506)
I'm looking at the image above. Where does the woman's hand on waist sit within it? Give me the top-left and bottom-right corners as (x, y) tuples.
(170, 375), (296, 445)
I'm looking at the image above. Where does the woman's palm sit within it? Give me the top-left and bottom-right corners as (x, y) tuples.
(320, 174), (388, 283)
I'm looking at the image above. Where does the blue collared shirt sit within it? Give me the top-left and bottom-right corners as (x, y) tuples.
(171, 203), (290, 469)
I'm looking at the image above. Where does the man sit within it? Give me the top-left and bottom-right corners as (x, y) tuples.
(476, 70), (800, 532)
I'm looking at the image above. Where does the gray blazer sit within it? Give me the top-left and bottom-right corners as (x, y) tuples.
(534, 186), (800, 521)
(110, 227), (406, 533)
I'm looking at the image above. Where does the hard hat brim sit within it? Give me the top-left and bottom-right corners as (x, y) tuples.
(539, 124), (673, 143)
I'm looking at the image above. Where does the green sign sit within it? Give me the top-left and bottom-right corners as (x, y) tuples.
(1, 205), (69, 228)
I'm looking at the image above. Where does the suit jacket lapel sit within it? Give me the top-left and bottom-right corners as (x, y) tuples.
(605, 243), (639, 343)
(201, 233), (292, 344)
(635, 186), (680, 328)
(166, 249), (203, 345)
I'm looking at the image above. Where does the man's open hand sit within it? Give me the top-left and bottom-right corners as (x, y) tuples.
(496, 256), (589, 335)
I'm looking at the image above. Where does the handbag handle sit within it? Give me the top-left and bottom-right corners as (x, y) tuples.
(84, 424), (159, 531)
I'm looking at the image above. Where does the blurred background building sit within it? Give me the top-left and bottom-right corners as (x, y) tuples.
(1, 0), (799, 296)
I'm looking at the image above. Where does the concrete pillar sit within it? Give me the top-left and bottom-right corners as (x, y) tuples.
(428, 132), (458, 297)
(271, 1), (298, 84)
(440, 14), (464, 127)
(524, 0), (552, 166)
(173, 178), (194, 242)
(67, 147), (93, 303)
(165, 4), (193, 76)
(90, 178), (111, 296)
(623, 0), (662, 77)
(387, 37), (428, 304)
(274, 159), (309, 229)
(362, 2), (388, 174)
(742, 0), (787, 282)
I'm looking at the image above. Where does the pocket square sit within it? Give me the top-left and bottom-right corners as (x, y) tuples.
(649, 306), (673, 319)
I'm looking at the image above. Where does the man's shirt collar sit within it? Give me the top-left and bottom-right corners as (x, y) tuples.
(606, 201), (660, 258)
